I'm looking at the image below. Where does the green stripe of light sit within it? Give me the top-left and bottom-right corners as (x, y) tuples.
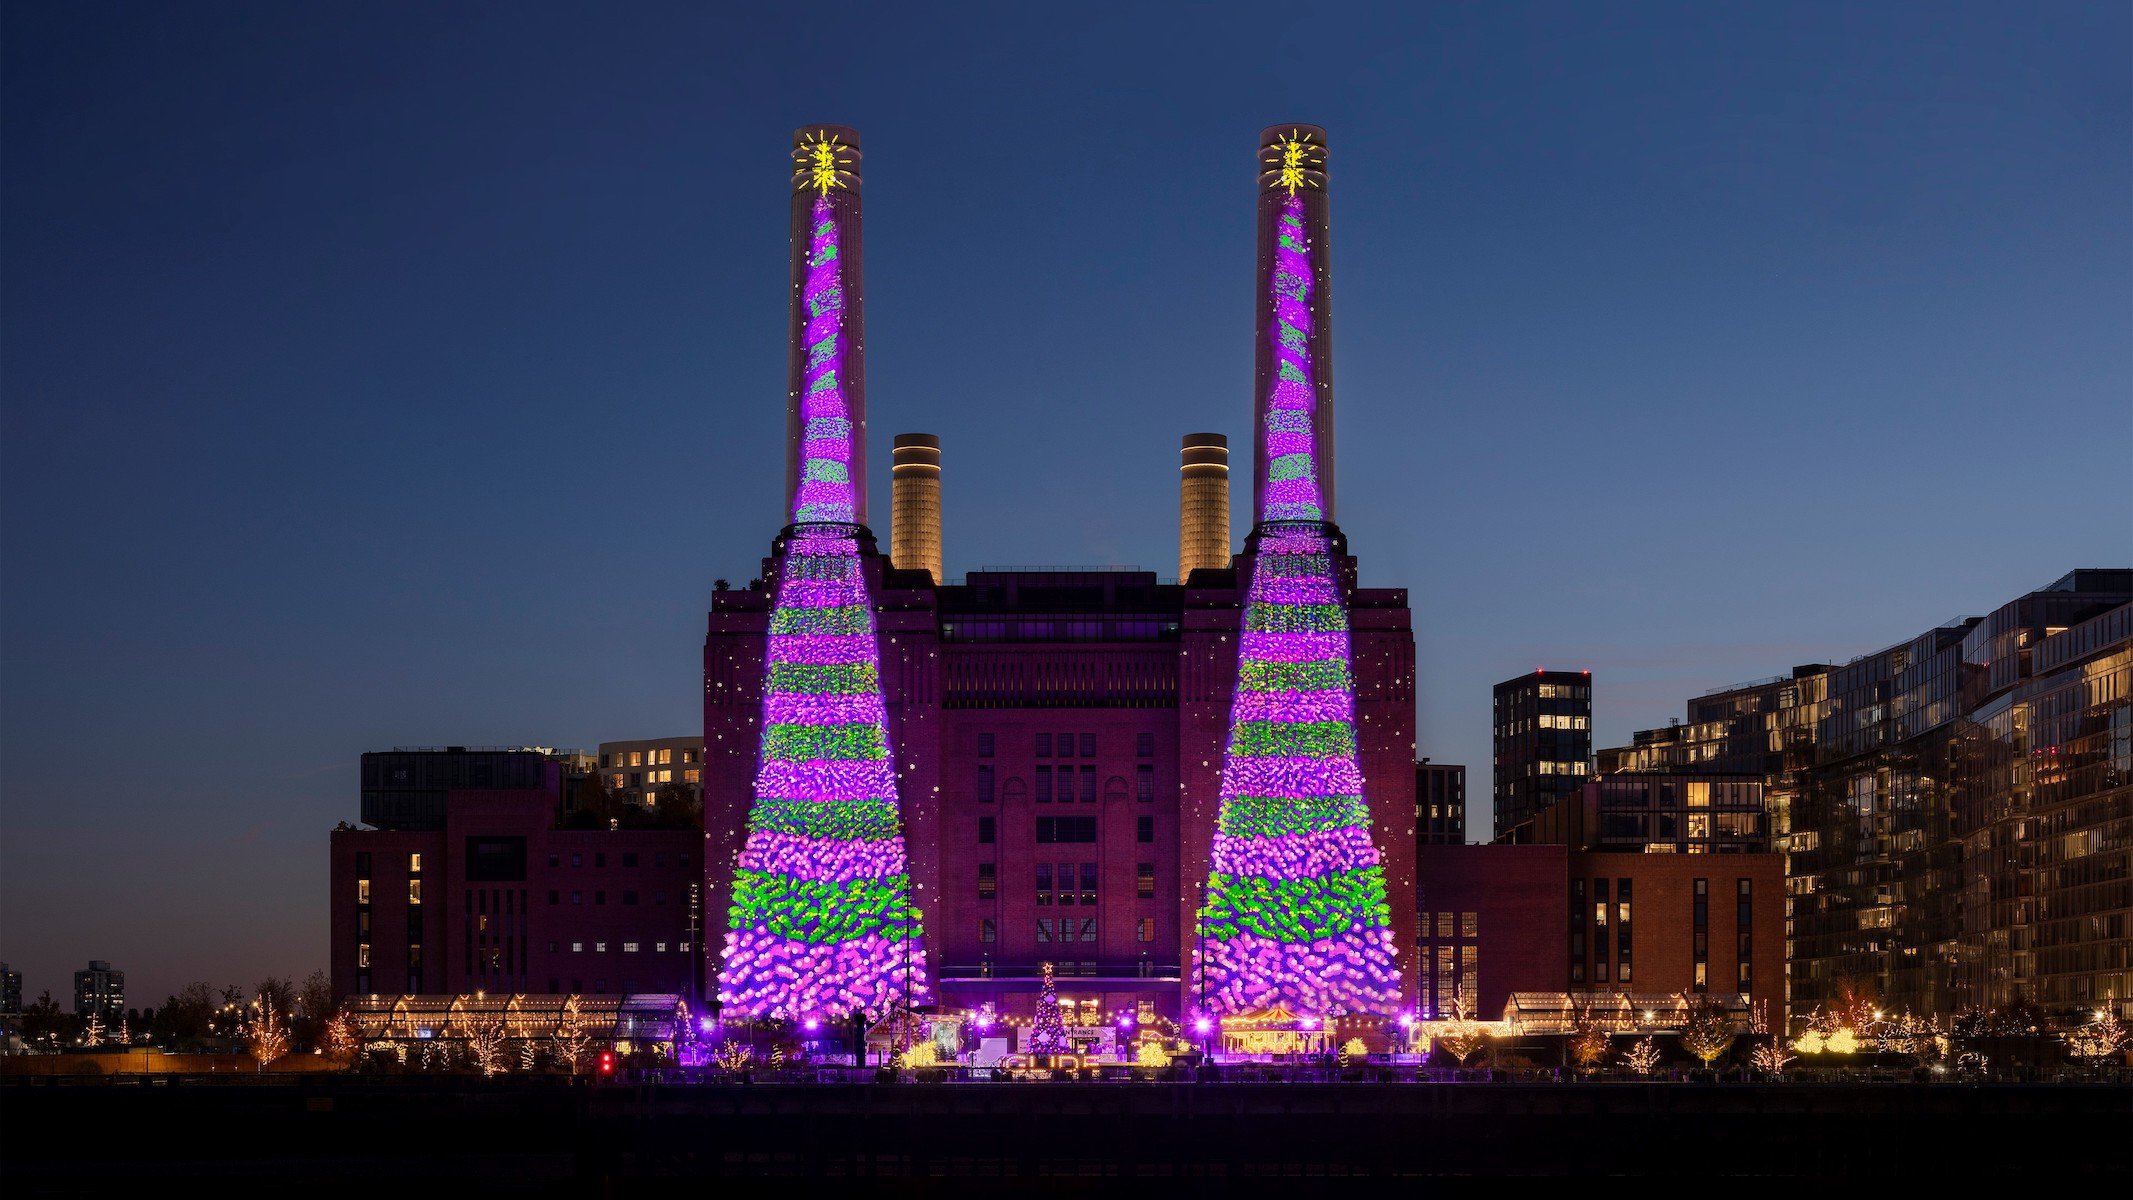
(1198, 867), (1391, 943)
(1215, 794), (1369, 839)
(762, 722), (885, 762)
(1230, 720), (1355, 759)
(748, 799), (900, 840)
(729, 870), (920, 945)
(1238, 659), (1349, 693)
(768, 661), (879, 695)
(802, 458), (850, 484)
(1244, 603), (1344, 633)
(1267, 453), (1315, 482)
(769, 604), (869, 635)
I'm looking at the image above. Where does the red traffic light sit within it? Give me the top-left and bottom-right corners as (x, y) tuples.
(598, 1052), (615, 1075)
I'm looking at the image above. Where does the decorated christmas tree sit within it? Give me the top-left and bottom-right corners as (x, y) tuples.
(1196, 136), (1399, 1017)
(717, 130), (928, 1022)
(1026, 961), (1068, 1056)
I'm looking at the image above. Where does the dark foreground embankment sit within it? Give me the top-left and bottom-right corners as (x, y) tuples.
(3, 1076), (2126, 1189)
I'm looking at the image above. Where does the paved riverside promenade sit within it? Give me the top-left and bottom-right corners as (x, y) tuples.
(4, 1076), (2128, 1186)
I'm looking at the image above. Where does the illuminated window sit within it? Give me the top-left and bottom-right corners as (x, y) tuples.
(659, 749), (673, 765)
(623, 942), (639, 953)
(977, 862), (996, 899)
(572, 942), (583, 953)
(1137, 917), (1155, 943)
(357, 879), (371, 905)
(357, 943), (369, 968)
(628, 752), (643, 767)
(409, 853), (423, 873)
(1137, 863), (1155, 899)
(409, 879), (422, 905)
(683, 768), (699, 783)
(595, 942), (606, 953)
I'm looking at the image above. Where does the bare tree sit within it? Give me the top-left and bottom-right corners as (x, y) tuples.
(552, 994), (593, 1075)
(2066, 1010), (2129, 1070)
(1624, 1036), (1662, 1076)
(247, 1004), (289, 1071)
(1567, 1001), (1611, 1076)
(466, 1011), (508, 1077)
(1435, 996), (1490, 1068)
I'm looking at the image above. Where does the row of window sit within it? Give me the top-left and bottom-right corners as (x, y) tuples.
(601, 748), (697, 769)
(355, 879), (423, 905)
(974, 765), (1158, 804)
(352, 852), (422, 875)
(611, 768), (700, 789)
(557, 940), (692, 954)
(984, 815), (1156, 843)
(547, 851), (693, 870)
(548, 888), (676, 906)
(981, 917), (1160, 944)
(977, 733), (1159, 759)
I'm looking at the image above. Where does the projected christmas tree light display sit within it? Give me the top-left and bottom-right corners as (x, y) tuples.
(1196, 129), (1400, 1017)
(718, 129), (928, 1021)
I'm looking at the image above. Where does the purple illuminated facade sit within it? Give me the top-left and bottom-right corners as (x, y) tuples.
(716, 127), (929, 1020)
(1195, 127), (1402, 1016)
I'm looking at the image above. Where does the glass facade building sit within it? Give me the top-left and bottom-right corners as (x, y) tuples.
(1597, 570), (2132, 1024)
(1492, 670), (1592, 843)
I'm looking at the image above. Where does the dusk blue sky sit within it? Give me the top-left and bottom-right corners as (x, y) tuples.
(3, 1), (2127, 1005)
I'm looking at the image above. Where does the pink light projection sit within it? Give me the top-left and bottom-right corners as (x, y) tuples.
(1196, 139), (1400, 1018)
(717, 147), (928, 1022)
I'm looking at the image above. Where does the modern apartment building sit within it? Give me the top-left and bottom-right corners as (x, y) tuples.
(1492, 670), (1592, 843)
(1598, 569), (2133, 1023)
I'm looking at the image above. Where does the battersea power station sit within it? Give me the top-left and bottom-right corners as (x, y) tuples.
(702, 123), (1418, 1046)
(329, 124), (1799, 1059)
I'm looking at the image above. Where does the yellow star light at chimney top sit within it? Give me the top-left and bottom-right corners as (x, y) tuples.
(1264, 129), (1322, 196)
(796, 130), (853, 194)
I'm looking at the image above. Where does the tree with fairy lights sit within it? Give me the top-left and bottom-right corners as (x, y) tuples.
(1435, 996), (1490, 1068)
(1624, 1037), (1662, 1076)
(247, 1003), (288, 1071)
(1677, 994), (1736, 1070)
(465, 1011), (508, 1077)
(2066, 1009), (2128, 1068)
(552, 994), (592, 1075)
(323, 1010), (360, 1067)
(1567, 1000), (1612, 1076)
(1027, 962), (1068, 1057)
